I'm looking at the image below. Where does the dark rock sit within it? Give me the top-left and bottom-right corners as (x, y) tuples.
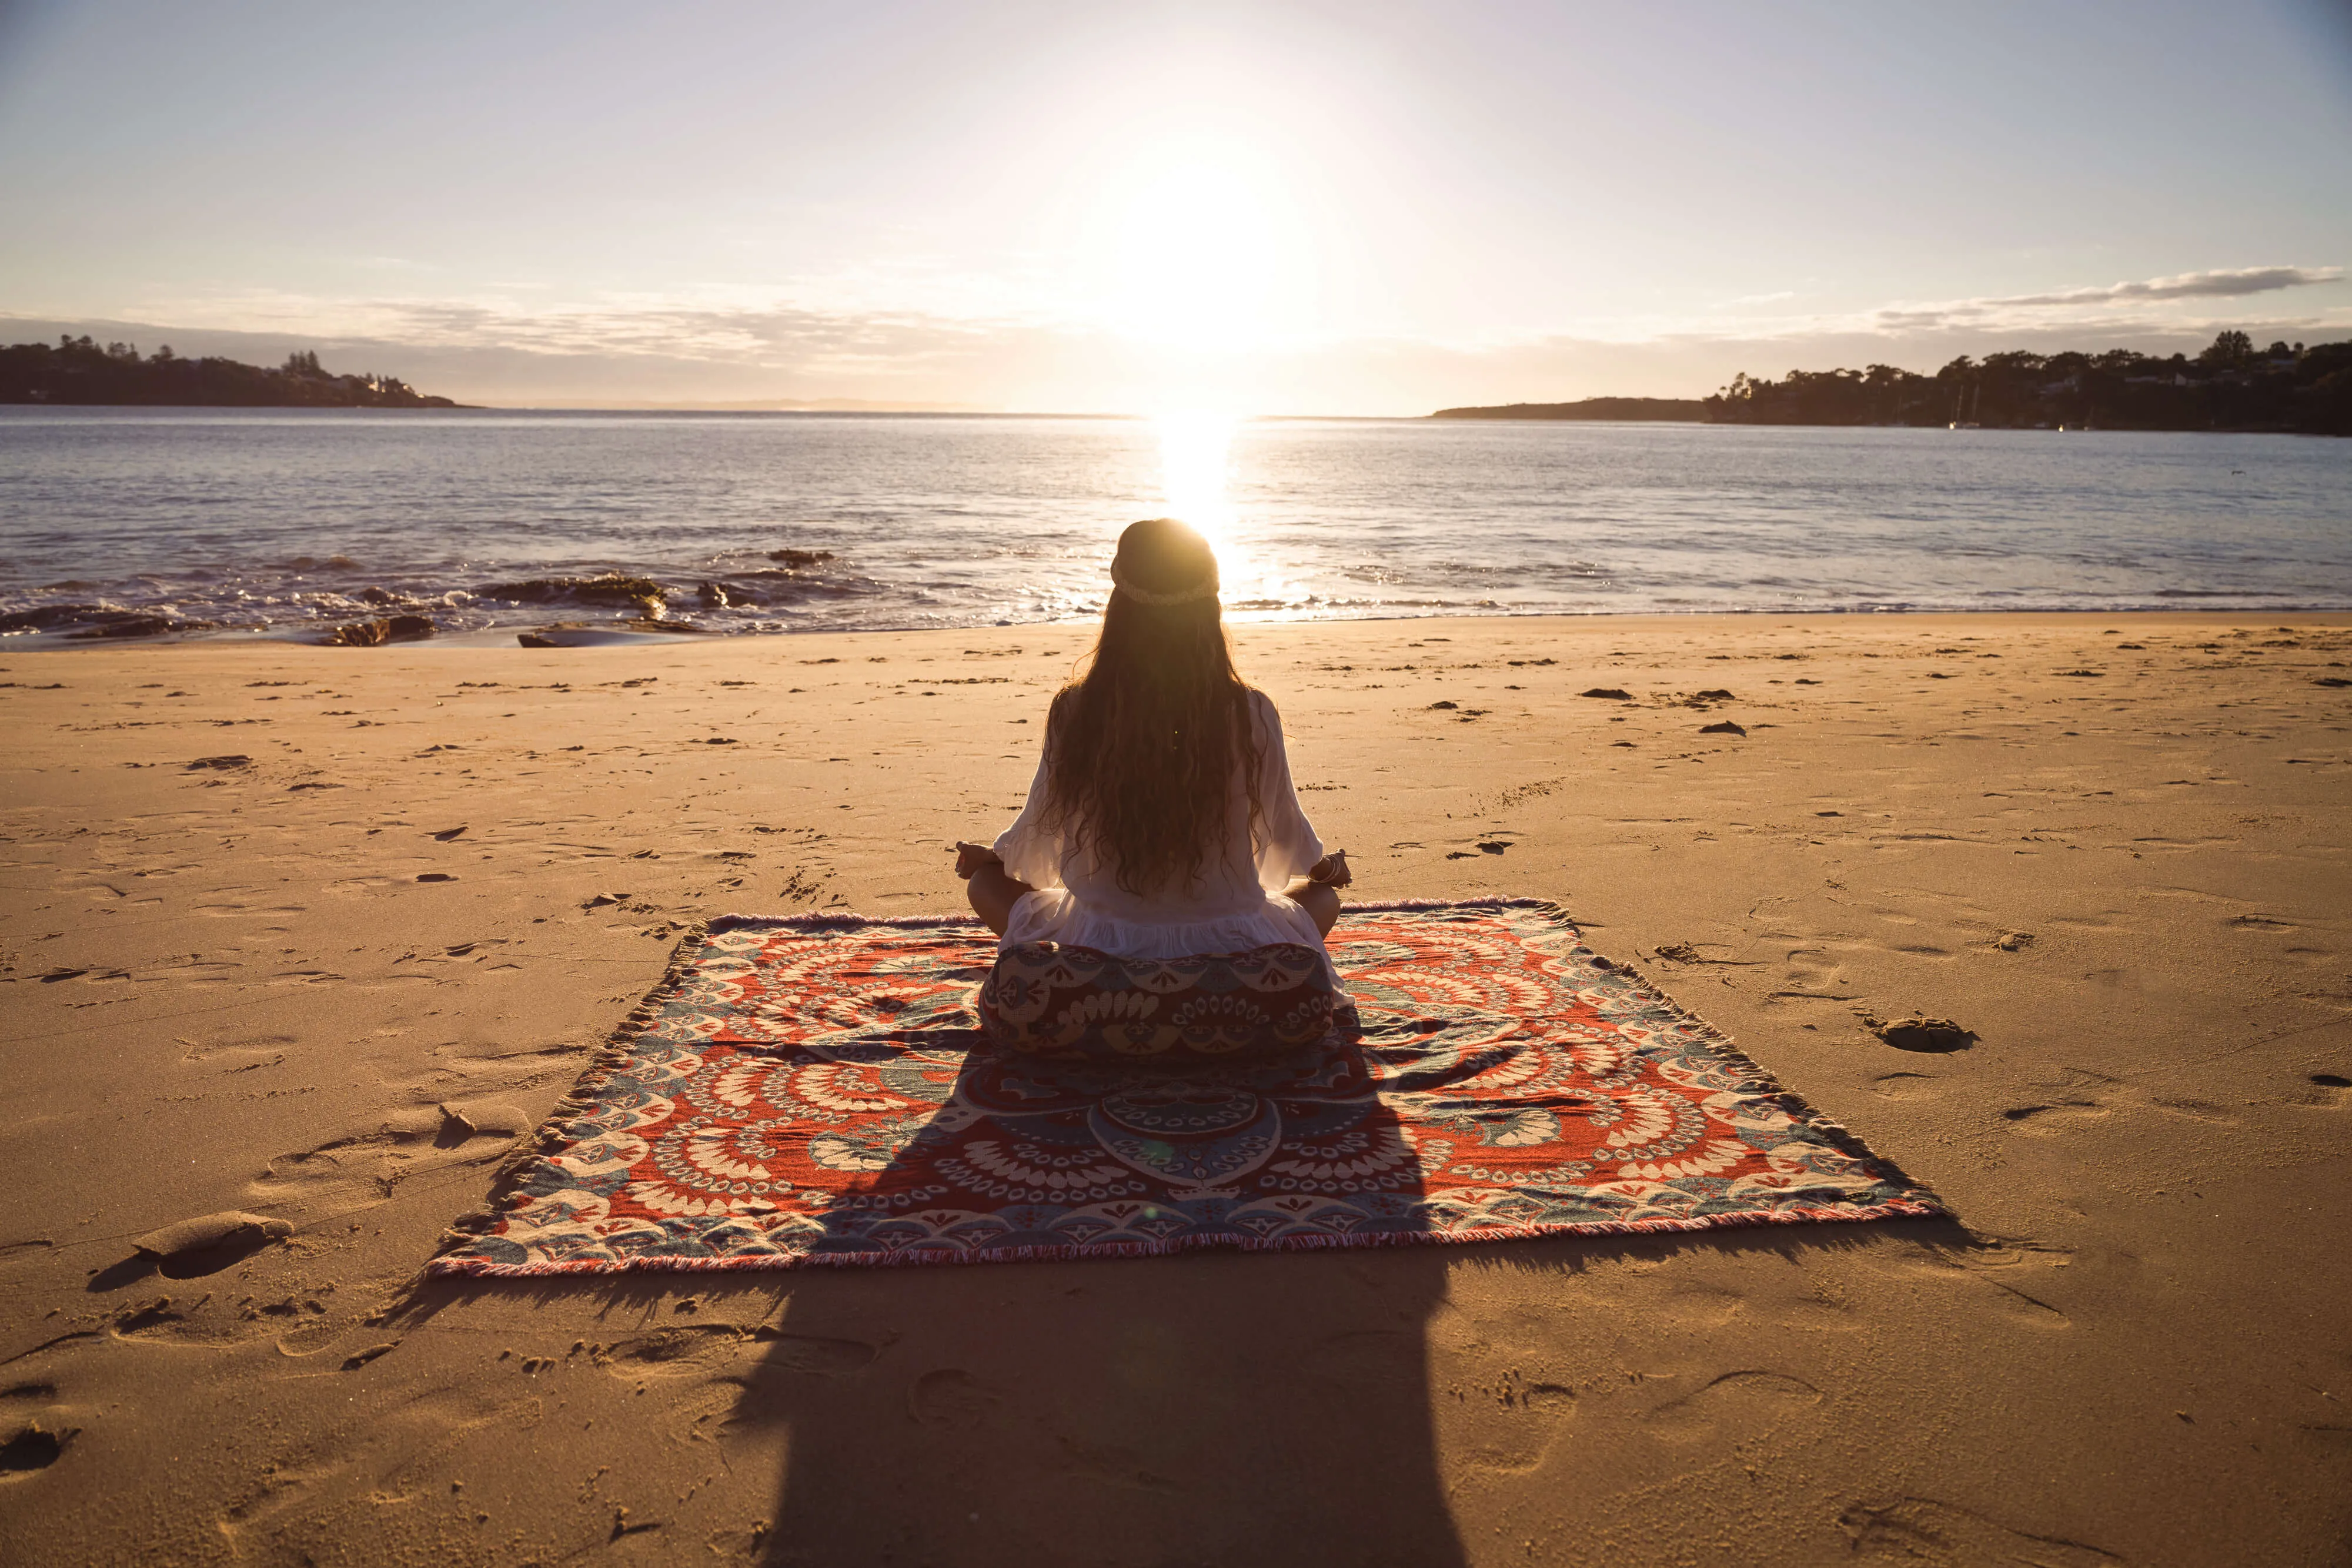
(477, 574), (667, 613)
(520, 619), (716, 648)
(185, 755), (251, 770)
(766, 549), (834, 568)
(1699, 721), (1746, 735)
(0, 603), (122, 633)
(1693, 688), (1734, 700)
(1579, 687), (1633, 700)
(1428, 700), (1458, 710)
(326, 615), (435, 647)
(697, 581), (767, 609)
(63, 614), (214, 640)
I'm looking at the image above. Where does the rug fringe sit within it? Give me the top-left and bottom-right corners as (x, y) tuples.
(422, 1197), (1949, 1277)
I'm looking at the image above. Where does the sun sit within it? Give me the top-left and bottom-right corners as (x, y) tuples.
(1102, 146), (1306, 352)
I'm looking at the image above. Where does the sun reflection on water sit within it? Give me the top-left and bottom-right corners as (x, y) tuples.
(1154, 410), (1276, 606)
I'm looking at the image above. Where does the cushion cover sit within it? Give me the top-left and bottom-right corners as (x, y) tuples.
(977, 941), (1337, 1062)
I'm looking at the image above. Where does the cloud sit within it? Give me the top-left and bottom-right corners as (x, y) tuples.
(1867, 265), (2343, 332)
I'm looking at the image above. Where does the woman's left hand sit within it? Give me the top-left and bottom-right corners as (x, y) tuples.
(953, 841), (1003, 880)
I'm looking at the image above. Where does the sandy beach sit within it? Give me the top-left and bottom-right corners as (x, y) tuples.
(1, 609), (2347, 1566)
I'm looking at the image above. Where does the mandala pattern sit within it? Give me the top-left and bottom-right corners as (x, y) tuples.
(429, 901), (1946, 1275)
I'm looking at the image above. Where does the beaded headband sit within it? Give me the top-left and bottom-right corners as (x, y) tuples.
(1108, 561), (1219, 606)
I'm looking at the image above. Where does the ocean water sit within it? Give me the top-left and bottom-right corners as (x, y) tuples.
(2, 407), (2348, 642)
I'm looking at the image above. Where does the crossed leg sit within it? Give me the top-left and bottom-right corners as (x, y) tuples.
(963, 861), (1035, 937)
(1285, 878), (1342, 937)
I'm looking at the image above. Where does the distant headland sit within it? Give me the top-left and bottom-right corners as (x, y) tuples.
(1431, 332), (2352, 435)
(1429, 395), (1706, 422)
(0, 337), (462, 408)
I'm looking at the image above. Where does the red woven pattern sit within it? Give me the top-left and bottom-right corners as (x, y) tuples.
(430, 901), (1945, 1275)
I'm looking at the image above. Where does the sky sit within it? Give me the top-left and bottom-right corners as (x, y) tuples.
(2, 0), (2348, 413)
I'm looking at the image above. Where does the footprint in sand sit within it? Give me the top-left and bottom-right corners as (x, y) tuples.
(909, 1368), (1003, 1429)
(746, 1326), (878, 1379)
(1869, 1071), (1942, 1102)
(1897, 1243), (2074, 1330)
(1657, 1284), (1745, 1328)
(0, 1417), (74, 1479)
(249, 1105), (525, 1211)
(2001, 1100), (2110, 1134)
(594, 1325), (763, 1381)
(1839, 1496), (2120, 1565)
(1641, 1369), (1821, 1443)
(1859, 1012), (1975, 1052)
(128, 1211), (293, 1279)
(1440, 1370), (1578, 1474)
(596, 1324), (877, 1383)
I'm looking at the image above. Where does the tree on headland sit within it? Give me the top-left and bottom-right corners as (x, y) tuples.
(1695, 332), (2350, 434)
(2199, 330), (2253, 369)
(0, 338), (460, 407)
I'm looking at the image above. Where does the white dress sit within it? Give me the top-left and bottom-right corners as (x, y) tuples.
(990, 688), (1330, 968)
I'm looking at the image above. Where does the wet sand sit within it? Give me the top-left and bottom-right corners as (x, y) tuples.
(1, 610), (2347, 1566)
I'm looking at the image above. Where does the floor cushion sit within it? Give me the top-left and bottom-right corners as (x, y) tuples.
(976, 941), (1339, 1062)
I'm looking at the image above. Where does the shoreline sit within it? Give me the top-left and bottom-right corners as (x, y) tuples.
(9, 403), (2351, 433)
(2, 607), (2348, 1564)
(11, 603), (2352, 654)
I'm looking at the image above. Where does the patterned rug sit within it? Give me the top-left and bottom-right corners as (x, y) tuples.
(429, 900), (1946, 1275)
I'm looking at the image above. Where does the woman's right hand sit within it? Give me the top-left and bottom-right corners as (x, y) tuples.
(1307, 850), (1351, 888)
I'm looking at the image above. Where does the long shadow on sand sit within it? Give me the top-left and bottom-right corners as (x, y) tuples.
(395, 1212), (1973, 1567)
(389, 915), (1965, 1564)
(731, 1035), (1464, 1567)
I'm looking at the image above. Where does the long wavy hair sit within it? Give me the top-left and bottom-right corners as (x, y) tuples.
(1042, 518), (1262, 895)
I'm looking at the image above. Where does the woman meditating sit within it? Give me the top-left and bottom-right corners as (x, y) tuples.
(954, 518), (1350, 1016)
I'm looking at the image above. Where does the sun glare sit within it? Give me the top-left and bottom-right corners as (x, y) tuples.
(1104, 146), (1305, 351)
(1156, 410), (1237, 537)
(1155, 409), (1274, 601)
